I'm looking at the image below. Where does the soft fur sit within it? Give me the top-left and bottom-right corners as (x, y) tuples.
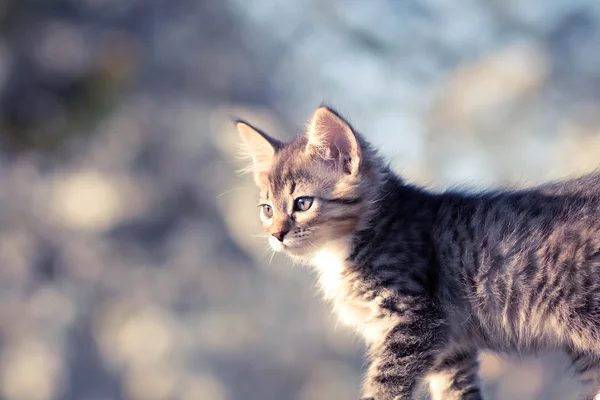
(237, 106), (600, 400)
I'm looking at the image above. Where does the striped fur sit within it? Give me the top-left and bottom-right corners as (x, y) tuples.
(237, 106), (600, 400)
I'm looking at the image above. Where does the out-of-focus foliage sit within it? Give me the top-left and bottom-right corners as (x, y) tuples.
(0, 0), (599, 399)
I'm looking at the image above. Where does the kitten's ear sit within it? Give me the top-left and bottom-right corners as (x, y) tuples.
(236, 121), (282, 183)
(306, 107), (360, 174)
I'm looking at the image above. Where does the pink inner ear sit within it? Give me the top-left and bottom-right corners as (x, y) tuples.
(252, 152), (272, 167)
(249, 149), (275, 182)
(309, 109), (359, 174)
(237, 122), (277, 182)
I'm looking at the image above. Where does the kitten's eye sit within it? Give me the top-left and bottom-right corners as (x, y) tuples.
(260, 204), (273, 219)
(294, 197), (314, 212)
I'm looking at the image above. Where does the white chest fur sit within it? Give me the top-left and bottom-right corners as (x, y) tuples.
(311, 241), (393, 344)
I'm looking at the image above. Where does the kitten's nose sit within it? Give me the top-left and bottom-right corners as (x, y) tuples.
(271, 230), (288, 242)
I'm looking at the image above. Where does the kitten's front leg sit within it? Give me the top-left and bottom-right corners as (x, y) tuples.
(427, 350), (482, 400)
(362, 301), (447, 400)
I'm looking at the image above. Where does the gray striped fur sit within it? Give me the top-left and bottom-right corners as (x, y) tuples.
(237, 106), (600, 400)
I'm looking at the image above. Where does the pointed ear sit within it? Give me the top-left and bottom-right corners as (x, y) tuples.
(306, 107), (361, 174)
(236, 121), (282, 183)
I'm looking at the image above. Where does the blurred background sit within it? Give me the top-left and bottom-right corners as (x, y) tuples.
(0, 0), (599, 399)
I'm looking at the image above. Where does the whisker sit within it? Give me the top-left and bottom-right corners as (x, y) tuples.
(306, 239), (319, 250)
(263, 245), (272, 256)
(216, 186), (250, 199)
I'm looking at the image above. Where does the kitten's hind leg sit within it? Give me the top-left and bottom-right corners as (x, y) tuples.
(426, 350), (483, 400)
(567, 348), (600, 400)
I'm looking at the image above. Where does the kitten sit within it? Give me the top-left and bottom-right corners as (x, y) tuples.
(236, 106), (600, 400)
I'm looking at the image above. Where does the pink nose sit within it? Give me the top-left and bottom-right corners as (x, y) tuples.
(271, 230), (288, 242)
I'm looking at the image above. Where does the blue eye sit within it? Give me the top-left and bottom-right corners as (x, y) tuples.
(294, 197), (314, 212)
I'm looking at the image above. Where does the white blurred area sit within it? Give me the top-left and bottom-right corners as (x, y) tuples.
(0, 0), (599, 399)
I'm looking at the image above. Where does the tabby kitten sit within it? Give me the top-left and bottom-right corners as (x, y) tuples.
(237, 106), (600, 400)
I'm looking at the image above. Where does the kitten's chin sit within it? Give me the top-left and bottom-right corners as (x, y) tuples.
(268, 237), (317, 257)
(268, 237), (286, 252)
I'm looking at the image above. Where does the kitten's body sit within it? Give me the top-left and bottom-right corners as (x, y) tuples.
(237, 107), (600, 400)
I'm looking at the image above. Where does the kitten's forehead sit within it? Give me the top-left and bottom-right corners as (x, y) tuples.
(266, 138), (313, 194)
(267, 162), (311, 203)
(258, 135), (339, 201)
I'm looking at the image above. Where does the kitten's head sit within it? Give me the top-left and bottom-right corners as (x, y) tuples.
(237, 106), (383, 257)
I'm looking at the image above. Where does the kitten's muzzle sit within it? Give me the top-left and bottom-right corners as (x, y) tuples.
(271, 229), (289, 242)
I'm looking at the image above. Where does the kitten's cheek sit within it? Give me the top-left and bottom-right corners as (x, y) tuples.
(268, 236), (285, 252)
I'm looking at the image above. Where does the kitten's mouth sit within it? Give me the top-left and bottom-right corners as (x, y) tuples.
(268, 236), (286, 252)
(268, 236), (314, 256)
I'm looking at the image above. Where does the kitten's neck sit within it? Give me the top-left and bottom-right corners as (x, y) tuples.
(360, 168), (410, 227)
(349, 170), (439, 265)
(310, 238), (352, 286)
